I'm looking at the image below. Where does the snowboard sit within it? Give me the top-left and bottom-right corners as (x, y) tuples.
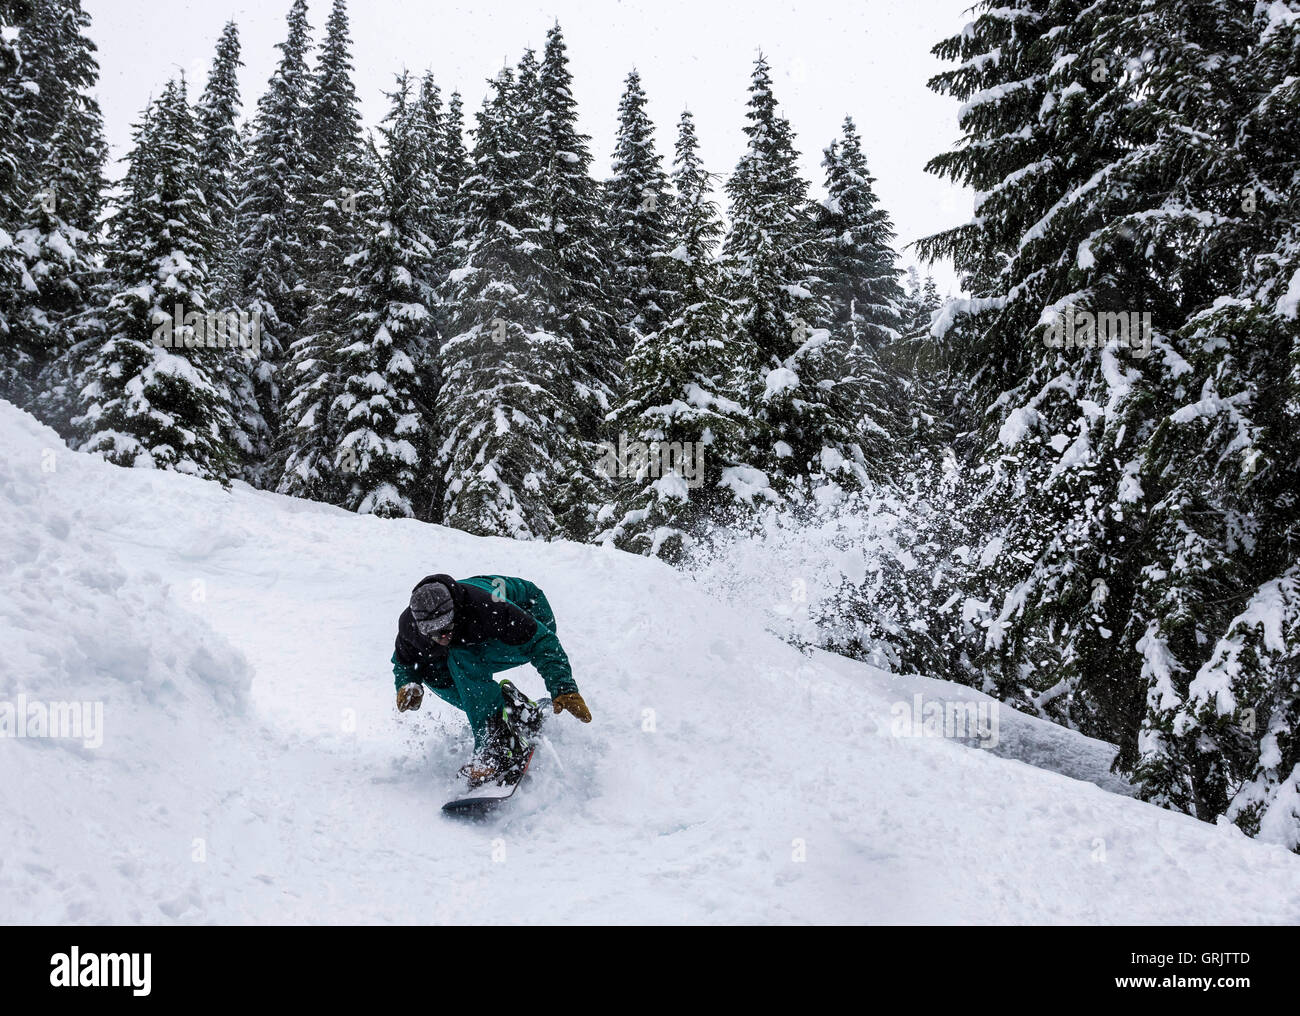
(441, 696), (549, 818)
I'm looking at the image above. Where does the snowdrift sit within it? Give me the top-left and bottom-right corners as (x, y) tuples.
(0, 399), (1297, 923)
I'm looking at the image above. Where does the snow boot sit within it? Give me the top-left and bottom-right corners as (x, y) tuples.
(458, 711), (531, 790)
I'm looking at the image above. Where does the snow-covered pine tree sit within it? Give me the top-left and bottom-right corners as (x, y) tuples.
(900, 266), (922, 329)
(896, 269), (942, 337)
(919, 0), (1300, 849)
(276, 139), (383, 508)
(409, 70), (463, 338)
(75, 78), (236, 481)
(433, 87), (471, 321)
(409, 69), (448, 422)
(0, 0), (105, 424)
(191, 20), (265, 475)
(0, 0), (25, 352)
(722, 54), (867, 495)
(0, 0), (28, 167)
(299, 0), (364, 295)
(918, 0), (1060, 385)
(915, 0), (1110, 711)
(815, 116), (907, 476)
(1122, 0), (1300, 848)
(438, 89), (470, 243)
(893, 269), (948, 416)
(599, 108), (756, 560)
(920, 274), (940, 319)
(1, 0), (104, 230)
(278, 0), (368, 502)
(535, 24), (620, 539)
(817, 117), (905, 349)
(220, 117), (272, 469)
(0, 1), (26, 189)
(316, 72), (434, 518)
(412, 72), (448, 258)
(605, 68), (671, 355)
(891, 265), (958, 460)
(194, 20), (242, 306)
(431, 65), (574, 538)
(234, 0), (313, 477)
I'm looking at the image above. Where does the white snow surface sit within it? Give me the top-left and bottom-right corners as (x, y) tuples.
(1, 400), (1298, 924)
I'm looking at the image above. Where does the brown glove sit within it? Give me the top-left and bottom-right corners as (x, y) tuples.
(553, 692), (591, 723)
(397, 682), (424, 712)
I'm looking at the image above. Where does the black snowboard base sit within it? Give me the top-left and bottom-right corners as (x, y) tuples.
(441, 746), (536, 818)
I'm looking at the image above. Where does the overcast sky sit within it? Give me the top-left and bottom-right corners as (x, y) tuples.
(82, 0), (973, 296)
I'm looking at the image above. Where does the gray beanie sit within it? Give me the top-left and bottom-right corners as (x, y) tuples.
(410, 581), (454, 635)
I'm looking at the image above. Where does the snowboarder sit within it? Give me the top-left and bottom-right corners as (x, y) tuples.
(392, 573), (590, 787)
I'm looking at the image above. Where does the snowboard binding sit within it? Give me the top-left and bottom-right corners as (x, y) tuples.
(456, 681), (545, 790)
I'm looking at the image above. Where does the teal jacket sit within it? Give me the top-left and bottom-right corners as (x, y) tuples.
(391, 574), (577, 699)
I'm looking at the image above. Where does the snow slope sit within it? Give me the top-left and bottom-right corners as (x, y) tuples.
(1, 400), (1298, 924)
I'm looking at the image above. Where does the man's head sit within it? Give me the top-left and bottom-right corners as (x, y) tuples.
(410, 581), (454, 645)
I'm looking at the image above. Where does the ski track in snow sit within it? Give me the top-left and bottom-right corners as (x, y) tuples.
(2, 401), (1299, 924)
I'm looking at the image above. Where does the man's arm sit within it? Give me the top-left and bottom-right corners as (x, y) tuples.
(493, 578), (573, 697)
(392, 651), (452, 691)
(393, 653), (418, 692)
(392, 651), (465, 711)
(517, 619), (578, 699)
(460, 577), (581, 700)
